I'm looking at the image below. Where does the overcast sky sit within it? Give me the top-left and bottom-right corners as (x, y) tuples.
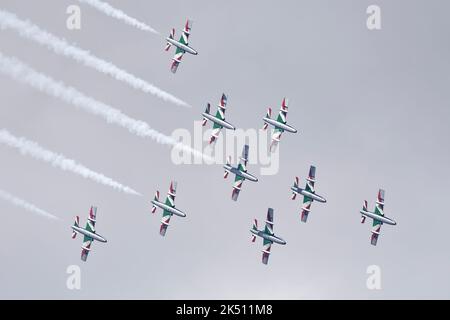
(0, 0), (449, 299)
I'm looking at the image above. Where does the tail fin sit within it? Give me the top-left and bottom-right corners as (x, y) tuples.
(165, 28), (175, 51)
(361, 200), (368, 223)
(151, 191), (159, 213)
(72, 216), (80, 239)
(202, 103), (210, 126)
(291, 176), (299, 200)
(262, 108), (272, 130)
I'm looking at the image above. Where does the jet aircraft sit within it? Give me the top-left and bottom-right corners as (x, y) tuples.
(250, 208), (286, 265)
(262, 98), (297, 152)
(165, 19), (198, 73)
(223, 144), (258, 201)
(360, 189), (397, 245)
(151, 181), (186, 236)
(71, 206), (107, 262)
(202, 93), (236, 144)
(291, 165), (327, 222)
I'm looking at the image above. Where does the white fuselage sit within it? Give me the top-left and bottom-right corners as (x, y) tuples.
(202, 112), (236, 130)
(72, 226), (107, 243)
(223, 164), (258, 182)
(360, 210), (397, 225)
(250, 229), (286, 245)
(291, 187), (326, 203)
(166, 38), (198, 55)
(151, 200), (186, 217)
(263, 117), (297, 133)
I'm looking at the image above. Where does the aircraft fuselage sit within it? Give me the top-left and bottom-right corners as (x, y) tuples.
(71, 226), (107, 243)
(263, 117), (297, 133)
(151, 200), (186, 217)
(223, 164), (258, 182)
(250, 229), (286, 245)
(202, 112), (236, 130)
(291, 187), (326, 203)
(166, 38), (198, 55)
(360, 209), (397, 225)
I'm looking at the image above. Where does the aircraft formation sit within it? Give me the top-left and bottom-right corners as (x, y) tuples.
(68, 19), (397, 265)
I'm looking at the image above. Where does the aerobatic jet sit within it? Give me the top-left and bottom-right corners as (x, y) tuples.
(165, 19), (198, 73)
(262, 98), (298, 152)
(360, 189), (397, 246)
(151, 181), (186, 236)
(223, 144), (258, 201)
(202, 93), (236, 144)
(291, 165), (327, 223)
(71, 206), (107, 262)
(251, 208), (286, 265)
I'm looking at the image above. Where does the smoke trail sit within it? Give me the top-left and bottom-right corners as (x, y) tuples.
(0, 130), (141, 196)
(78, 0), (159, 34)
(0, 189), (59, 220)
(0, 10), (190, 108)
(0, 53), (213, 162)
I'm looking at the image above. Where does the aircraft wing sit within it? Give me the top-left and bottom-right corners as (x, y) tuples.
(171, 54), (184, 73)
(80, 206), (97, 261)
(164, 181), (177, 207)
(301, 166), (316, 222)
(171, 20), (192, 73)
(371, 189), (385, 245)
(262, 208), (274, 264)
(264, 208), (274, 235)
(160, 182), (177, 236)
(160, 209), (172, 236)
(276, 98), (289, 125)
(81, 236), (93, 261)
(231, 175), (244, 201)
(270, 129), (283, 152)
(262, 238), (273, 265)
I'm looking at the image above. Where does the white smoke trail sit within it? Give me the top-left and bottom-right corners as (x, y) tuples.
(0, 53), (213, 162)
(0, 130), (141, 196)
(78, 0), (159, 34)
(0, 189), (59, 220)
(0, 9), (190, 108)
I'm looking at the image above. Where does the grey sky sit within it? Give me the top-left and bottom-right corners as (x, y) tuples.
(0, 0), (449, 299)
